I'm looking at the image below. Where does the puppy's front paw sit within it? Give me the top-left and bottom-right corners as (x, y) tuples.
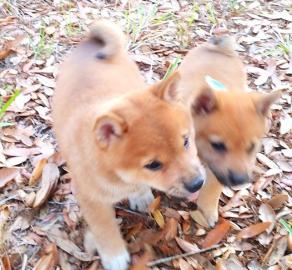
(200, 208), (219, 228)
(129, 189), (154, 213)
(102, 250), (130, 270)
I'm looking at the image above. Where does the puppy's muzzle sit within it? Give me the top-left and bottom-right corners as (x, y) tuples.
(211, 167), (250, 187)
(183, 175), (205, 193)
(228, 170), (249, 186)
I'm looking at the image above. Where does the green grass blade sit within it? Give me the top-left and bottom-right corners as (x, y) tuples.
(279, 218), (292, 235)
(0, 122), (15, 128)
(163, 57), (181, 79)
(0, 89), (21, 119)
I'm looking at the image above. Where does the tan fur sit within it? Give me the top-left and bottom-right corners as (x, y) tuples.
(179, 36), (281, 227)
(52, 21), (205, 270)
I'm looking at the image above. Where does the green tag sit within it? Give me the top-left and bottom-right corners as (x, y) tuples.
(205, 75), (226, 91)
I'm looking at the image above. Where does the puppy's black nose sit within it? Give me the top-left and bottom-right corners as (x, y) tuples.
(184, 175), (205, 193)
(228, 171), (249, 186)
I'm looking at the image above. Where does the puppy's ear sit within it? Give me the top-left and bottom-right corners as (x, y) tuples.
(192, 87), (217, 115)
(151, 71), (181, 103)
(94, 113), (127, 149)
(252, 91), (282, 116)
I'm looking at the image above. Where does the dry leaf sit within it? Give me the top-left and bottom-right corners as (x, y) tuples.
(0, 35), (24, 60)
(258, 203), (276, 233)
(175, 237), (200, 253)
(263, 236), (288, 266)
(152, 209), (165, 229)
(0, 168), (19, 189)
(0, 255), (11, 270)
(163, 218), (178, 241)
(47, 229), (97, 262)
(33, 163), (59, 208)
(131, 253), (152, 270)
(267, 194), (289, 209)
(237, 222), (272, 240)
(5, 156), (27, 167)
(29, 158), (48, 186)
(190, 210), (209, 228)
(256, 153), (279, 170)
(178, 258), (194, 270)
(33, 243), (58, 270)
(201, 219), (231, 248)
(148, 196), (161, 213)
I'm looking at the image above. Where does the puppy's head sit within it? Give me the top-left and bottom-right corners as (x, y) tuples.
(191, 86), (281, 187)
(94, 72), (205, 198)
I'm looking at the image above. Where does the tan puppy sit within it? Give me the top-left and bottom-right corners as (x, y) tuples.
(52, 21), (205, 270)
(179, 36), (281, 227)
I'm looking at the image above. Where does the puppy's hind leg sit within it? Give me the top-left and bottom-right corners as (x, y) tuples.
(79, 197), (130, 270)
(128, 186), (154, 213)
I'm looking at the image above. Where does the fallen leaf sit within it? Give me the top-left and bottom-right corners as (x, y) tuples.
(29, 158), (48, 186)
(178, 258), (194, 270)
(267, 194), (288, 209)
(201, 219), (231, 248)
(0, 168), (19, 189)
(33, 163), (60, 208)
(152, 209), (165, 229)
(131, 253), (152, 270)
(0, 255), (11, 270)
(263, 236), (288, 266)
(175, 237), (200, 253)
(258, 203), (276, 233)
(33, 243), (58, 270)
(190, 210), (209, 228)
(163, 218), (178, 241)
(256, 153), (279, 170)
(0, 35), (24, 60)
(5, 156), (27, 167)
(237, 222), (272, 240)
(148, 196), (161, 213)
(47, 229), (97, 262)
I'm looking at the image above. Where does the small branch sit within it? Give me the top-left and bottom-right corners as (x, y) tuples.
(147, 244), (222, 267)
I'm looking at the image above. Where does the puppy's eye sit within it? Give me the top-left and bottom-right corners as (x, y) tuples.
(183, 136), (190, 149)
(211, 141), (227, 153)
(247, 142), (255, 154)
(144, 160), (163, 171)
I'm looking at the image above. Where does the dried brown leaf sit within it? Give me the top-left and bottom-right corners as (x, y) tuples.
(0, 255), (11, 270)
(189, 210), (209, 228)
(237, 222), (272, 240)
(263, 236), (288, 266)
(267, 194), (289, 209)
(175, 237), (199, 253)
(29, 158), (48, 186)
(47, 229), (97, 262)
(258, 203), (276, 233)
(148, 196), (160, 213)
(33, 243), (58, 270)
(0, 168), (19, 189)
(201, 219), (231, 248)
(178, 258), (194, 270)
(152, 209), (165, 229)
(163, 218), (178, 241)
(131, 253), (152, 270)
(33, 163), (59, 208)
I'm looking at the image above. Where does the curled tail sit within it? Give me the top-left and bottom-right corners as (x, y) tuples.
(89, 20), (126, 60)
(206, 35), (237, 56)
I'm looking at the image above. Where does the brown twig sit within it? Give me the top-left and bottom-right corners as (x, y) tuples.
(147, 244), (222, 267)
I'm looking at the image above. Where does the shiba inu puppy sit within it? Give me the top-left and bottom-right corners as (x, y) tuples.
(52, 20), (205, 270)
(179, 36), (281, 226)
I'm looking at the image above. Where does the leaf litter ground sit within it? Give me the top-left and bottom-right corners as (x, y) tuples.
(0, 0), (291, 269)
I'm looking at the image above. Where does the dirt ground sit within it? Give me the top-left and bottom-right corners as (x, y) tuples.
(0, 0), (291, 269)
